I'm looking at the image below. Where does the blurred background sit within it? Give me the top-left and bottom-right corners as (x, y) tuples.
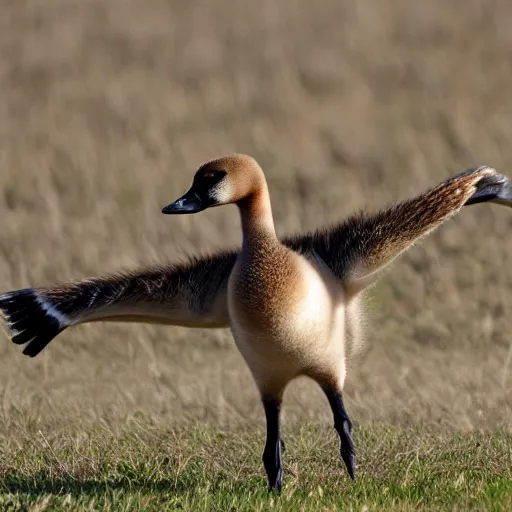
(0, 0), (511, 432)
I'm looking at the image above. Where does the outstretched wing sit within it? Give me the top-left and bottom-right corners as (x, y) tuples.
(0, 251), (236, 357)
(308, 166), (511, 295)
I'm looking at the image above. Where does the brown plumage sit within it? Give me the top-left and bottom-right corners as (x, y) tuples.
(0, 156), (511, 491)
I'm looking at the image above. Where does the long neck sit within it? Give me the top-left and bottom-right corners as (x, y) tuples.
(237, 184), (277, 251)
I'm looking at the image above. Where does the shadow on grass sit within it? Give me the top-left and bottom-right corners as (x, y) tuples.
(0, 471), (226, 497)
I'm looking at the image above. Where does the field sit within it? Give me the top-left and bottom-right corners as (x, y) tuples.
(0, 0), (512, 510)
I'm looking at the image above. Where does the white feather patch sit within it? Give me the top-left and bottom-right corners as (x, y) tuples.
(210, 181), (234, 204)
(35, 295), (72, 327)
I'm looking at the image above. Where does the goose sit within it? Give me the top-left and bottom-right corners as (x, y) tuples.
(0, 155), (511, 491)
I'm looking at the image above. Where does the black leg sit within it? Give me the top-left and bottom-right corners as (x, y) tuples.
(323, 387), (356, 480)
(262, 396), (283, 492)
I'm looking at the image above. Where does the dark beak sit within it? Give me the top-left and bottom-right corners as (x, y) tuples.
(161, 189), (205, 214)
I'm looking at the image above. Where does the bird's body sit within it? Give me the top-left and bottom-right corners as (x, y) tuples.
(1, 155), (511, 490)
(229, 230), (347, 396)
(215, 161), (347, 402)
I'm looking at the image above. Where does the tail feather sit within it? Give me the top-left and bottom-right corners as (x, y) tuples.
(0, 289), (68, 357)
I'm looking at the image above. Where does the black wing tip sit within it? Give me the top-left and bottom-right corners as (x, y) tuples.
(0, 288), (66, 357)
(465, 168), (512, 207)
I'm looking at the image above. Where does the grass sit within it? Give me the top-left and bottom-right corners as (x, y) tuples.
(0, 420), (510, 511)
(1, 0), (512, 510)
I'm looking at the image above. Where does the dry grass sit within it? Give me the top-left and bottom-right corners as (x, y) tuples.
(0, 0), (511, 509)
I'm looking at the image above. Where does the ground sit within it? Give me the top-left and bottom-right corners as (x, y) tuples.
(0, 0), (511, 510)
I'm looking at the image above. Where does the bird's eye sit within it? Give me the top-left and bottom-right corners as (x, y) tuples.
(203, 170), (226, 183)
(194, 169), (227, 191)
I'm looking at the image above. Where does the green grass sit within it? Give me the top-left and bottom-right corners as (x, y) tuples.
(0, 421), (510, 511)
